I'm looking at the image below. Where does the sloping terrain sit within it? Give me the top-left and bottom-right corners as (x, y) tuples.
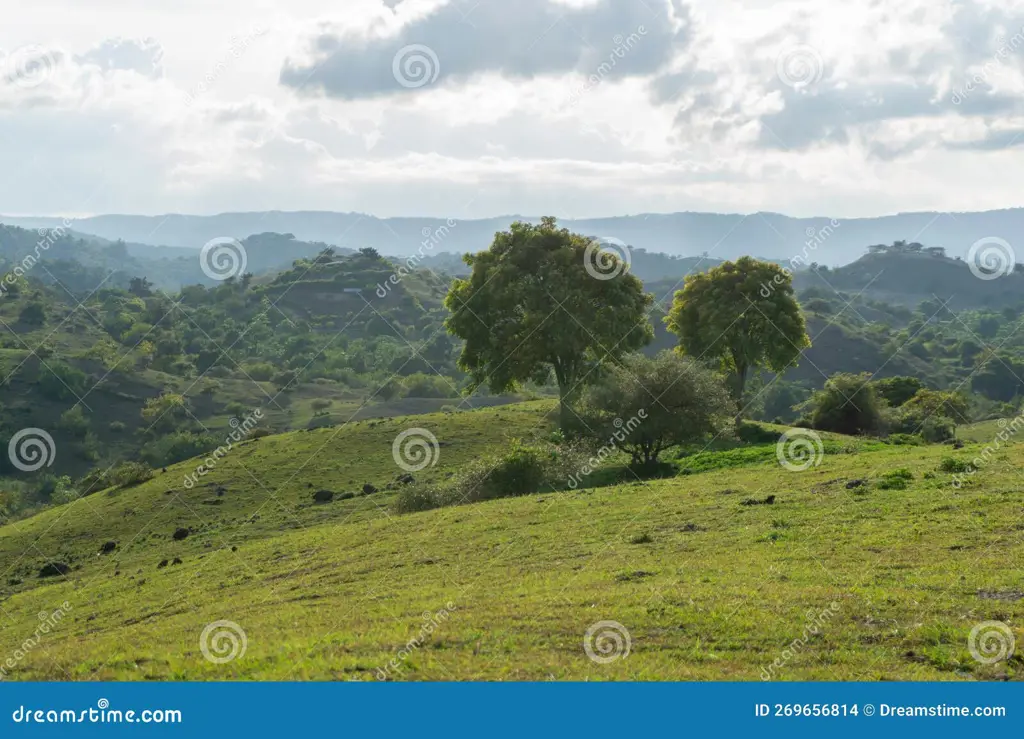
(0, 404), (1021, 681)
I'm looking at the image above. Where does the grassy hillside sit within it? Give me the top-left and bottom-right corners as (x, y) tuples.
(0, 402), (1021, 681)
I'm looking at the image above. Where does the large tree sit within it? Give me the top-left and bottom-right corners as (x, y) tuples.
(665, 257), (810, 413)
(445, 217), (653, 429)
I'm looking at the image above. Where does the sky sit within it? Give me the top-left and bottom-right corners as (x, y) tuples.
(2, 0), (1024, 220)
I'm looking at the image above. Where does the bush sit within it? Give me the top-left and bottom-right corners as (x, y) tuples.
(921, 416), (956, 443)
(807, 373), (884, 436)
(58, 406), (90, 438)
(109, 461), (153, 488)
(310, 398), (333, 411)
(583, 352), (732, 464)
(37, 362), (87, 401)
(877, 468), (913, 490)
(393, 441), (591, 514)
(140, 431), (217, 467)
(108, 421), (126, 433)
(939, 457), (972, 474)
(735, 422), (779, 444)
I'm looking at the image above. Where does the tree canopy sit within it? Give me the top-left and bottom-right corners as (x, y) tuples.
(444, 217), (654, 428)
(665, 257), (810, 410)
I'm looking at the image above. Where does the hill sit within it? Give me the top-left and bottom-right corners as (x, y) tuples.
(8, 207), (1024, 266)
(0, 402), (1021, 680)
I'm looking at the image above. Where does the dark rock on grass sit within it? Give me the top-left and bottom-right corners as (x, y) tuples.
(172, 527), (189, 540)
(38, 562), (71, 578)
(99, 541), (117, 554)
(845, 479), (866, 489)
(679, 523), (705, 532)
(396, 473), (415, 485)
(157, 559), (169, 568)
(172, 557), (183, 565)
(8, 577), (22, 585)
(952, 439), (965, 449)
(741, 495), (777, 506)
(338, 491), (356, 500)
(215, 486), (227, 497)
(230, 546), (237, 552)
(362, 483), (377, 495)
(313, 489), (334, 503)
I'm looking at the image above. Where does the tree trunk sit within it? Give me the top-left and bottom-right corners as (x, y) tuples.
(732, 362), (748, 426)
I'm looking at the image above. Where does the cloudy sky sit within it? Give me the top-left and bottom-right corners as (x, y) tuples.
(2, 0), (1023, 220)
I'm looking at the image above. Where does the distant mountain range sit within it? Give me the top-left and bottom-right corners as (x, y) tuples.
(3, 208), (1024, 267)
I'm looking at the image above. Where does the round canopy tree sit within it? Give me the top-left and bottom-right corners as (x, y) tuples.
(444, 217), (653, 429)
(665, 257), (810, 413)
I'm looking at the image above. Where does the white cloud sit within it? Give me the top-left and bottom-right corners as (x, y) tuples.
(1, 0), (1024, 221)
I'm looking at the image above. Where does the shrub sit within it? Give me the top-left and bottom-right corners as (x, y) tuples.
(393, 441), (591, 514)
(877, 468), (913, 490)
(310, 398), (333, 411)
(109, 461), (153, 488)
(37, 362), (87, 401)
(807, 373), (884, 436)
(939, 457), (972, 474)
(735, 422), (779, 444)
(921, 416), (956, 443)
(58, 406), (90, 438)
(108, 421), (126, 433)
(583, 352), (732, 464)
(140, 431), (217, 467)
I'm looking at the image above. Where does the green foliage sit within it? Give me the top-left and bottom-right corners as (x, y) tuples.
(877, 468), (913, 490)
(50, 475), (80, 505)
(665, 257), (810, 403)
(141, 393), (189, 433)
(37, 362), (87, 401)
(394, 440), (589, 513)
(140, 431), (217, 467)
(920, 416), (956, 443)
(939, 456), (972, 473)
(583, 352), (732, 464)
(807, 373), (884, 436)
(18, 300), (46, 326)
(445, 217), (654, 428)
(57, 406), (90, 438)
(872, 376), (924, 407)
(108, 461), (154, 488)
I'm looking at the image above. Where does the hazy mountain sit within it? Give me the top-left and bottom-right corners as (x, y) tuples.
(4, 208), (1024, 267)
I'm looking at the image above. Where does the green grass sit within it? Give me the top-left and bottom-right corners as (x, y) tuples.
(0, 404), (1022, 681)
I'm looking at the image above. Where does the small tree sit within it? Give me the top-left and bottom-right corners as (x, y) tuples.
(806, 373), (884, 436)
(665, 257), (810, 413)
(584, 352), (733, 465)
